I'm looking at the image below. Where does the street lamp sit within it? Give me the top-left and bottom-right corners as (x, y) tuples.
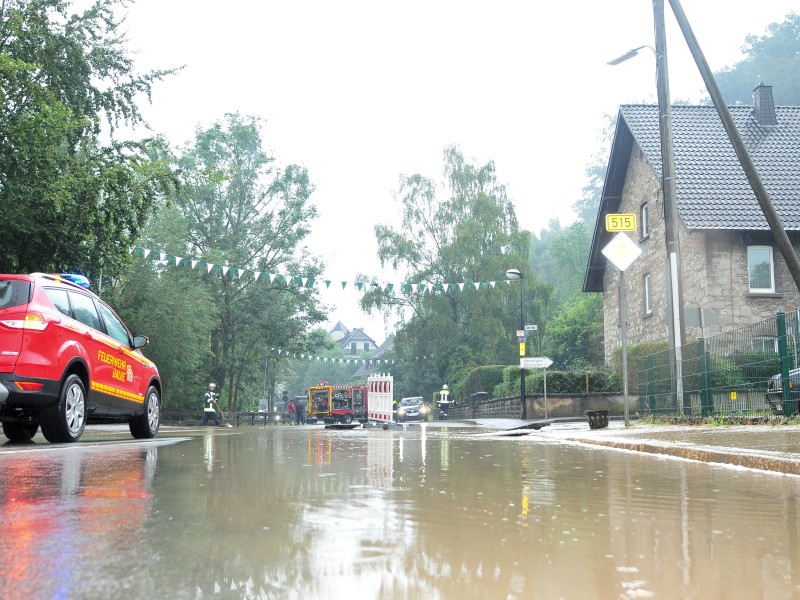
(607, 0), (686, 411)
(506, 268), (527, 420)
(606, 45), (654, 66)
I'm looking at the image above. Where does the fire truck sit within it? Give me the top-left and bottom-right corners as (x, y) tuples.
(307, 383), (369, 424)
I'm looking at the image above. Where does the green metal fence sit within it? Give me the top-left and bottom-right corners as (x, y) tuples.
(635, 311), (800, 418)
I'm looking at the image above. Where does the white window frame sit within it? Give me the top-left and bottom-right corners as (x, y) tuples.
(747, 246), (775, 293)
(644, 273), (652, 315)
(640, 203), (649, 239)
(751, 336), (778, 353)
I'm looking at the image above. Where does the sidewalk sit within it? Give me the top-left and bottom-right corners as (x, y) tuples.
(469, 417), (800, 476)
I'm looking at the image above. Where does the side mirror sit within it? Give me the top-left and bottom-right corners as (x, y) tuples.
(133, 335), (150, 349)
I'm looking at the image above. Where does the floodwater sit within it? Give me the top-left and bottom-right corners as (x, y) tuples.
(0, 424), (799, 599)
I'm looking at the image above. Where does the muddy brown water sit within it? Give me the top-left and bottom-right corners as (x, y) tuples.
(0, 423), (798, 599)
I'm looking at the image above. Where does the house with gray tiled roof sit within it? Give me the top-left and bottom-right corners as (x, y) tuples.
(584, 84), (800, 362)
(329, 321), (349, 343)
(336, 327), (378, 356)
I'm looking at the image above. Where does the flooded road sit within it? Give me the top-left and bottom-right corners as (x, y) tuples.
(0, 423), (799, 599)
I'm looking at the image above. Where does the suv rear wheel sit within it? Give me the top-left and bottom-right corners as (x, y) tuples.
(2, 421), (39, 443)
(40, 374), (86, 443)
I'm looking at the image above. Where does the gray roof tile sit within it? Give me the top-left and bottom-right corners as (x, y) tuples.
(621, 104), (800, 230)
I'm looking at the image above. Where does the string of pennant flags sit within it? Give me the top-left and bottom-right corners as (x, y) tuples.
(267, 347), (401, 366)
(131, 246), (515, 294)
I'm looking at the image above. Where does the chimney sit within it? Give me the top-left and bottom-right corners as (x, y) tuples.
(753, 83), (777, 126)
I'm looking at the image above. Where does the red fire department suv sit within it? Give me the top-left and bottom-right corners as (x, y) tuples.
(0, 273), (161, 443)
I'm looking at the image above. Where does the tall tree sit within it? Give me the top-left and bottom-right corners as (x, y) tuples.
(0, 0), (176, 275)
(169, 113), (324, 411)
(363, 146), (552, 400)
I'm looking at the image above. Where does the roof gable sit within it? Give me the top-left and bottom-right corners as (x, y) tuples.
(338, 327), (377, 347)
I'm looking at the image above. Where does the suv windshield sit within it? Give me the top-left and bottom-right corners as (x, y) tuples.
(0, 280), (30, 310)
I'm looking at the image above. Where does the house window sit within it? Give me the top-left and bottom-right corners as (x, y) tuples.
(748, 246), (775, 293)
(751, 336), (778, 353)
(640, 203), (649, 239)
(644, 273), (652, 315)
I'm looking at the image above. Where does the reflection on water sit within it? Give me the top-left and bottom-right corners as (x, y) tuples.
(0, 442), (161, 599)
(0, 427), (799, 598)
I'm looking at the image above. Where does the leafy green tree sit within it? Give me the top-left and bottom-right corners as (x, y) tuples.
(166, 113), (324, 411)
(0, 0), (176, 275)
(363, 145), (553, 401)
(530, 220), (594, 307)
(545, 294), (604, 369)
(713, 13), (800, 106)
(104, 259), (216, 411)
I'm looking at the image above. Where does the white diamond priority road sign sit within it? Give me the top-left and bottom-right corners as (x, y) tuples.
(601, 232), (641, 272)
(520, 357), (553, 369)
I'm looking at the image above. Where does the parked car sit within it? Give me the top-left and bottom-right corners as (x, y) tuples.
(0, 273), (162, 443)
(765, 367), (800, 415)
(395, 396), (428, 422)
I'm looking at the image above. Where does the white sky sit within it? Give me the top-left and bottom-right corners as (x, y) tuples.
(119, 0), (796, 345)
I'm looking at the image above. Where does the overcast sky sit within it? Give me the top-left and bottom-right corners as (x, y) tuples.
(119, 0), (796, 345)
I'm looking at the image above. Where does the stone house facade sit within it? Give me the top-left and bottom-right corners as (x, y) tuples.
(584, 85), (800, 363)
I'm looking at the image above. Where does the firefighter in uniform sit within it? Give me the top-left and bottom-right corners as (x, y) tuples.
(202, 383), (223, 426)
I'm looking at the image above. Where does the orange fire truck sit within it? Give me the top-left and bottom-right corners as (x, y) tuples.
(307, 383), (369, 424)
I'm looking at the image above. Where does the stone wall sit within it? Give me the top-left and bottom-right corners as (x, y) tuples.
(603, 148), (669, 362)
(446, 393), (629, 420)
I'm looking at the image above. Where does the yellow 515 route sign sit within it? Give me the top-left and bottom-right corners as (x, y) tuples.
(605, 213), (637, 232)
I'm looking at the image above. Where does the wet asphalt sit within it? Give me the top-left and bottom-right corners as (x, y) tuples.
(7, 416), (800, 476)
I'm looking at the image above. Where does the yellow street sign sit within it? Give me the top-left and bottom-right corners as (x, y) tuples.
(519, 342), (526, 357)
(606, 213), (637, 232)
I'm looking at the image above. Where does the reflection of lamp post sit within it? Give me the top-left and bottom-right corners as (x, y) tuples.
(608, 0), (686, 412)
(506, 268), (526, 420)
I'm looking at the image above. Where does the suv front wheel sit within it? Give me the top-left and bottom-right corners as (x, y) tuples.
(129, 385), (160, 439)
(40, 374), (87, 443)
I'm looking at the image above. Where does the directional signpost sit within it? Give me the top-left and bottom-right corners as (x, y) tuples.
(520, 357), (553, 417)
(601, 229), (642, 427)
(520, 357), (552, 369)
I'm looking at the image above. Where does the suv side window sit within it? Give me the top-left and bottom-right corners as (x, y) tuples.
(43, 288), (72, 318)
(96, 301), (131, 346)
(0, 280), (31, 309)
(69, 291), (102, 331)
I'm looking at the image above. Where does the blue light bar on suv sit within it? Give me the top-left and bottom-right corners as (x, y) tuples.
(59, 273), (91, 289)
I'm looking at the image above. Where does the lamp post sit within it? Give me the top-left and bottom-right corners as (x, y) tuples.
(607, 0), (686, 412)
(506, 268), (526, 420)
